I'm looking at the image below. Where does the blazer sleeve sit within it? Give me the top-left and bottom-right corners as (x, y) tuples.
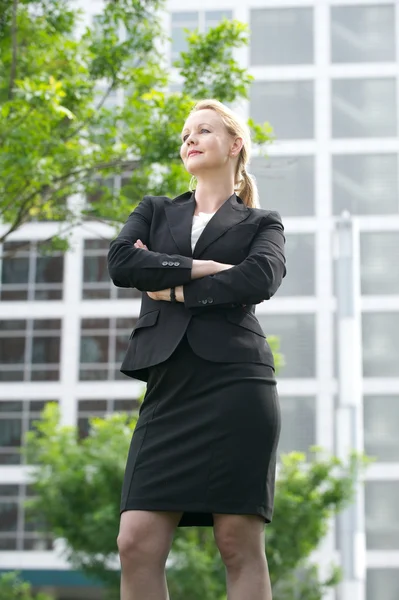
(108, 196), (193, 292)
(183, 211), (286, 309)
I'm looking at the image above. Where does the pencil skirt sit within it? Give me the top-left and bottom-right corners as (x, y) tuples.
(120, 334), (281, 526)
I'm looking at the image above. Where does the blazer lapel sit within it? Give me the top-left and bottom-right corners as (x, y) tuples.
(164, 191), (195, 257)
(193, 193), (249, 258)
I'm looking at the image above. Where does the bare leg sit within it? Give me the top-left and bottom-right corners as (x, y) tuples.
(213, 513), (272, 600)
(117, 510), (182, 600)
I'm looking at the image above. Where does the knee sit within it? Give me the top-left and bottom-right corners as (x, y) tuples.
(214, 526), (245, 572)
(117, 526), (158, 568)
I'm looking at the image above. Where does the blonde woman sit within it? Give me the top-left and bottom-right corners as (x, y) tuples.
(108, 99), (286, 600)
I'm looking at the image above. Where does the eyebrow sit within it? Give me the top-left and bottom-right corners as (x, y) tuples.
(182, 122), (213, 135)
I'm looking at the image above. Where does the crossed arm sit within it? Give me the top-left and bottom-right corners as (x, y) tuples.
(107, 197), (286, 308)
(132, 239), (233, 304)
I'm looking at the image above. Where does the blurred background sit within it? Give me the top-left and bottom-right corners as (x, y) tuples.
(0, 0), (398, 599)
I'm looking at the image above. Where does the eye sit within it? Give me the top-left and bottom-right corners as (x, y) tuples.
(200, 128), (210, 134)
(182, 134), (188, 142)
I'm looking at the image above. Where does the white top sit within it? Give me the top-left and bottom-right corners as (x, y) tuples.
(191, 212), (215, 252)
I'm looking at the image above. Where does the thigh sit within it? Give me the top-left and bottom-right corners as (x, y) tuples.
(118, 510), (182, 559)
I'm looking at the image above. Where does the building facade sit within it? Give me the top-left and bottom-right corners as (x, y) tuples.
(1, 1), (399, 599)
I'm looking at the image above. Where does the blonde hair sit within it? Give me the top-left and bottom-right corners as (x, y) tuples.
(187, 99), (259, 208)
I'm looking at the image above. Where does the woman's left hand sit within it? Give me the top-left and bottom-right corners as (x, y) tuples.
(147, 286), (184, 303)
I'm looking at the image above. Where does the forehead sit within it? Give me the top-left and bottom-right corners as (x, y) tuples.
(182, 109), (223, 132)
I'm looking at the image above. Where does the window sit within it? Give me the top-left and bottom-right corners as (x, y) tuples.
(332, 154), (398, 215)
(366, 481), (399, 550)
(257, 314), (316, 378)
(0, 242), (64, 301)
(251, 81), (314, 140)
(171, 11), (232, 63)
(364, 395), (399, 463)
(331, 5), (395, 64)
(204, 10), (232, 32)
(362, 312), (399, 378)
(276, 234), (315, 297)
(0, 400), (56, 465)
(77, 398), (140, 438)
(278, 396), (316, 459)
(251, 156), (315, 216)
(83, 239), (140, 300)
(367, 569), (399, 600)
(361, 232), (399, 295)
(0, 319), (61, 382)
(0, 484), (52, 551)
(250, 8), (313, 65)
(80, 318), (136, 381)
(332, 78), (397, 138)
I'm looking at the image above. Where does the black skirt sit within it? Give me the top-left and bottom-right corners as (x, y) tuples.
(120, 334), (281, 527)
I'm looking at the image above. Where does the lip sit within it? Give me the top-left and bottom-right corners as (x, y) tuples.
(188, 150), (202, 158)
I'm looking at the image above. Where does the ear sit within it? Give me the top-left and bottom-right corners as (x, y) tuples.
(230, 137), (244, 157)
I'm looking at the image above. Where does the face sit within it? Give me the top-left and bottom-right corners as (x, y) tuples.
(180, 109), (242, 177)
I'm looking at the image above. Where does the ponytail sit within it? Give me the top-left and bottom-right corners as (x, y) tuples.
(235, 168), (259, 209)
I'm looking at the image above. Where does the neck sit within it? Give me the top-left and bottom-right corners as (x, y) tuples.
(194, 176), (235, 214)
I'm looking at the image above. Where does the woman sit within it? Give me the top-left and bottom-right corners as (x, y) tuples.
(108, 98), (286, 600)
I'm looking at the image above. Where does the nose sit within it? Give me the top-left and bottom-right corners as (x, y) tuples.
(186, 133), (198, 146)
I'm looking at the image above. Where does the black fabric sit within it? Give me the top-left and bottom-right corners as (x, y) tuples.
(107, 192), (286, 382)
(120, 335), (281, 527)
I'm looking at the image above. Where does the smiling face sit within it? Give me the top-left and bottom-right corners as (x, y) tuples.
(180, 109), (242, 178)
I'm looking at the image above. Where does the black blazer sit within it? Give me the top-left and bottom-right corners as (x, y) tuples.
(108, 191), (286, 381)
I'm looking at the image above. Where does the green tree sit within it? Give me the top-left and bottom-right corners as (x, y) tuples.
(25, 403), (367, 600)
(0, 0), (272, 248)
(0, 572), (52, 600)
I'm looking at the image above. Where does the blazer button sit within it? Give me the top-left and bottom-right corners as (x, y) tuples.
(174, 262), (180, 266)
(162, 261), (168, 266)
(207, 297), (214, 304)
(202, 299), (208, 304)
(168, 261), (174, 266)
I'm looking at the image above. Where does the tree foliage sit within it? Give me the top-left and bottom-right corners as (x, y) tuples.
(0, 0), (272, 247)
(0, 572), (52, 600)
(25, 403), (367, 600)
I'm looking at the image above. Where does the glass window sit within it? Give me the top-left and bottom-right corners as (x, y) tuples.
(361, 232), (399, 295)
(0, 242), (64, 301)
(171, 12), (199, 62)
(77, 398), (139, 438)
(0, 400), (58, 465)
(79, 318), (137, 381)
(171, 11), (233, 63)
(205, 10), (232, 31)
(251, 81), (314, 140)
(278, 396), (316, 459)
(257, 314), (316, 378)
(332, 154), (398, 215)
(366, 482), (399, 550)
(367, 569), (399, 600)
(0, 320), (61, 382)
(0, 485), (52, 551)
(250, 8), (313, 66)
(331, 5), (395, 64)
(364, 395), (399, 463)
(251, 156), (315, 217)
(82, 239), (140, 300)
(276, 234), (315, 297)
(332, 78), (397, 138)
(362, 312), (399, 377)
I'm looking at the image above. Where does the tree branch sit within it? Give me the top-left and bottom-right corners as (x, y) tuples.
(0, 107), (34, 144)
(0, 156), (138, 243)
(8, 0), (18, 101)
